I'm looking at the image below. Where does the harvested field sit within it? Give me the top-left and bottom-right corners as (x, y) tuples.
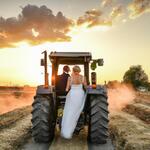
(109, 112), (150, 150)
(0, 106), (32, 130)
(135, 92), (150, 105)
(0, 114), (31, 150)
(0, 106), (32, 150)
(0, 92), (150, 150)
(123, 103), (150, 123)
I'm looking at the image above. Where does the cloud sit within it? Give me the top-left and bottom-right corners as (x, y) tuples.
(110, 5), (123, 19)
(1, 1), (150, 48)
(0, 5), (74, 48)
(77, 9), (102, 26)
(101, 0), (113, 7)
(77, 9), (112, 28)
(76, 4), (123, 28)
(128, 0), (150, 18)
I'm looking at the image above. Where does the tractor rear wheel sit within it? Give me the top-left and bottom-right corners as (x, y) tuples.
(31, 95), (55, 143)
(88, 95), (109, 144)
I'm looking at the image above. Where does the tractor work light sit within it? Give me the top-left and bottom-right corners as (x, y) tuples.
(91, 59), (104, 70)
(97, 59), (104, 66)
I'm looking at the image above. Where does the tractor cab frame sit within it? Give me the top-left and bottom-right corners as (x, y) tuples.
(49, 51), (91, 86)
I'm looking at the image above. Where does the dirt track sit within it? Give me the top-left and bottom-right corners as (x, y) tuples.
(50, 127), (88, 150)
(0, 92), (150, 150)
(21, 128), (114, 150)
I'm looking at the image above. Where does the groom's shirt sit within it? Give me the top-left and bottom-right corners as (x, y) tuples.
(56, 72), (70, 95)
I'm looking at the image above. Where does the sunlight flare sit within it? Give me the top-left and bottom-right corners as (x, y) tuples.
(32, 28), (39, 37)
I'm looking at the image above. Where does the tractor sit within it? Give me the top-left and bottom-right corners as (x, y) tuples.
(31, 51), (109, 144)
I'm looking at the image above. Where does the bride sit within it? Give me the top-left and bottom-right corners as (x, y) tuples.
(61, 65), (87, 139)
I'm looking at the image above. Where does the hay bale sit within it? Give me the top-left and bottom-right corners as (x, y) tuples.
(123, 103), (150, 123)
(0, 115), (31, 150)
(109, 112), (150, 150)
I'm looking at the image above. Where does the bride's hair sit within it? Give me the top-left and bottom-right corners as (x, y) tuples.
(72, 65), (81, 73)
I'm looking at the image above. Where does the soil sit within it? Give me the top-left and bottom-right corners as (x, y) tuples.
(50, 126), (88, 150)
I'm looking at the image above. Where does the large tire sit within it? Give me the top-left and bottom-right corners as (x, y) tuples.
(31, 95), (56, 143)
(88, 95), (109, 144)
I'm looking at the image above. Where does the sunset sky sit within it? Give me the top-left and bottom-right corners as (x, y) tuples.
(0, 0), (150, 86)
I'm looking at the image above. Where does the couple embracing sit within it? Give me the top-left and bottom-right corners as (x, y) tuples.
(57, 65), (87, 139)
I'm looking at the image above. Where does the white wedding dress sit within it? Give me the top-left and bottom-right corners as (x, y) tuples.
(61, 82), (86, 139)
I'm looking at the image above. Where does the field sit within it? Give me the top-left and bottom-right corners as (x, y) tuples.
(109, 92), (150, 150)
(0, 87), (150, 150)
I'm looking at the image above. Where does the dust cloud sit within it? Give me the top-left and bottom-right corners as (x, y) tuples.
(107, 82), (136, 113)
(0, 83), (136, 114)
(0, 91), (35, 114)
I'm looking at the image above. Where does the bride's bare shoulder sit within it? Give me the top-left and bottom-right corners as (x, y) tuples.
(79, 74), (83, 78)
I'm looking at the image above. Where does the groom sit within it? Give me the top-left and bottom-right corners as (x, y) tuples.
(56, 65), (70, 95)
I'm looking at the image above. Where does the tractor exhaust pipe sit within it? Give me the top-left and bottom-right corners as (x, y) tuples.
(91, 72), (97, 89)
(41, 51), (49, 88)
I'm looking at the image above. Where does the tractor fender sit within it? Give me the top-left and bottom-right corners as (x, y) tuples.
(86, 85), (107, 98)
(36, 85), (53, 95)
(35, 85), (56, 109)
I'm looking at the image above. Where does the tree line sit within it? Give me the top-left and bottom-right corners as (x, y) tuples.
(123, 65), (150, 91)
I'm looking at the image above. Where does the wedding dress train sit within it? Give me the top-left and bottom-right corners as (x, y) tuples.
(61, 84), (85, 139)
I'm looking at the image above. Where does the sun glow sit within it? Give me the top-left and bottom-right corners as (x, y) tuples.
(68, 23), (111, 38)
(13, 41), (30, 48)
